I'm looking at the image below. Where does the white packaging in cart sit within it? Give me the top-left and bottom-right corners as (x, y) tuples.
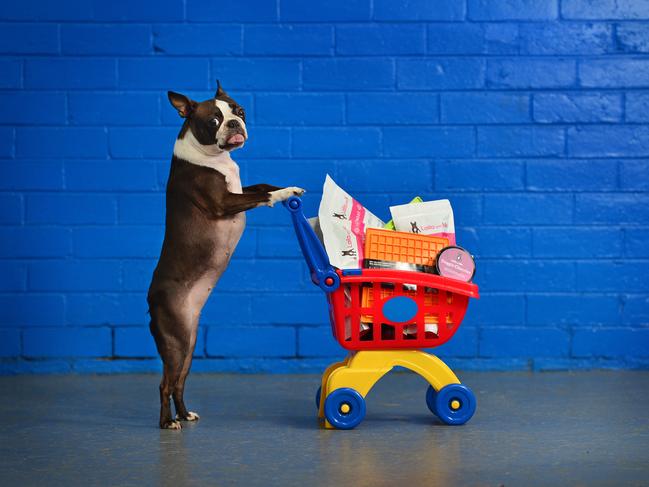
(389, 199), (456, 246)
(318, 175), (385, 269)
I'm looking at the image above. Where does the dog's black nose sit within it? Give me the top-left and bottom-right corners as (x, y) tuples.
(226, 119), (241, 129)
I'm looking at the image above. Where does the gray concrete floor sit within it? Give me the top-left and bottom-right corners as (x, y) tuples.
(0, 371), (647, 486)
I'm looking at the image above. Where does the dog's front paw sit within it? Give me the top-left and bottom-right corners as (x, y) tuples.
(176, 411), (200, 422)
(267, 186), (306, 207)
(289, 186), (305, 197)
(161, 420), (182, 430)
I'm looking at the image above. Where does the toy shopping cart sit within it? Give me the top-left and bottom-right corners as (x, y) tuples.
(284, 197), (480, 429)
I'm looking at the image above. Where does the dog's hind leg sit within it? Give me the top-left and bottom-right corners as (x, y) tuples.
(173, 331), (200, 422)
(150, 301), (194, 430)
(159, 357), (184, 430)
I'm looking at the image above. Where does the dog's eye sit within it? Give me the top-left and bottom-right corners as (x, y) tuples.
(235, 107), (245, 118)
(210, 118), (220, 127)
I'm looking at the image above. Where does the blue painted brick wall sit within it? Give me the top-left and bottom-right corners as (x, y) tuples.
(1, 0), (648, 374)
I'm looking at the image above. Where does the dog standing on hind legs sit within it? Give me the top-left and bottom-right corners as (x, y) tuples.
(148, 81), (304, 430)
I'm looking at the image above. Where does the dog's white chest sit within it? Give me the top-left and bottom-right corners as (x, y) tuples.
(212, 158), (246, 261)
(216, 159), (243, 194)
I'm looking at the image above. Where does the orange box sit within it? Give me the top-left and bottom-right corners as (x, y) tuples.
(361, 228), (449, 325)
(364, 228), (448, 266)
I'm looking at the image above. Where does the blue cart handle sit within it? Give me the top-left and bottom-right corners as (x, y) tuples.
(283, 196), (340, 293)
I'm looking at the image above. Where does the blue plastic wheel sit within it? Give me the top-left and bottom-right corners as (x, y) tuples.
(315, 386), (321, 409)
(324, 388), (366, 430)
(425, 385), (438, 416)
(434, 384), (476, 425)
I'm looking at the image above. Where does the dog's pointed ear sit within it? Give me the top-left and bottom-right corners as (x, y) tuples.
(215, 79), (228, 98)
(168, 91), (195, 118)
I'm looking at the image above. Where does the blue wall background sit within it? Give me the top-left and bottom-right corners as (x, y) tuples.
(1, 0), (648, 373)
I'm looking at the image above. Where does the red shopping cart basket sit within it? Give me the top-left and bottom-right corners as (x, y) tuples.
(284, 197), (479, 351)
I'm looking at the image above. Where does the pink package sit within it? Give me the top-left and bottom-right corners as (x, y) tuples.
(317, 175), (384, 269)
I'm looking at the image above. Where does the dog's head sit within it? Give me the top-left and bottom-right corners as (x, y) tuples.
(168, 81), (247, 152)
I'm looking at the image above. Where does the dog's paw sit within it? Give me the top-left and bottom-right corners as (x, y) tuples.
(176, 411), (200, 422)
(267, 187), (306, 207)
(161, 420), (182, 430)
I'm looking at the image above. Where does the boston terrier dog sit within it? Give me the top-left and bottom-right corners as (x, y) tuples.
(148, 81), (304, 430)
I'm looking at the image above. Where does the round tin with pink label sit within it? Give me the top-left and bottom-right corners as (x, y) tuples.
(435, 246), (475, 282)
